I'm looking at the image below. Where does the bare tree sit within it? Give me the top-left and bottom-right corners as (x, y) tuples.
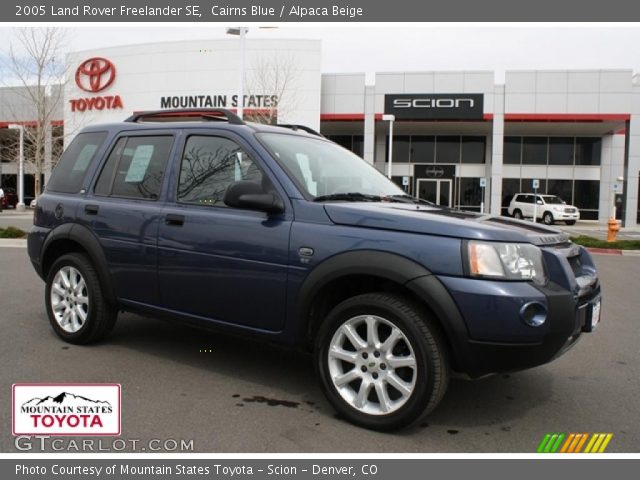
(245, 53), (301, 125)
(1, 28), (67, 196)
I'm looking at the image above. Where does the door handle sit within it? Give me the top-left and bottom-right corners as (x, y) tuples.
(84, 204), (99, 215)
(165, 214), (185, 226)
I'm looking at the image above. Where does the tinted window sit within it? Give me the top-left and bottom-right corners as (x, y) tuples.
(47, 132), (107, 193)
(459, 177), (482, 207)
(94, 136), (173, 200)
(548, 137), (574, 165)
(461, 136), (486, 164)
(521, 178), (547, 194)
(94, 137), (126, 196)
(352, 136), (364, 158)
(389, 136), (410, 163)
(501, 178), (520, 207)
(522, 137), (548, 165)
(411, 136), (435, 163)
(575, 137), (602, 166)
(548, 179), (573, 202)
(435, 136), (460, 163)
(574, 180), (600, 219)
(177, 136), (264, 206)
(503, 137), (522, 164)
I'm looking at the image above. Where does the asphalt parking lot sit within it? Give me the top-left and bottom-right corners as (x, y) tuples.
(0, 246), (638, 453)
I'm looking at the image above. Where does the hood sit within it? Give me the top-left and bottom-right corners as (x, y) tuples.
(323, 203), (570, 247)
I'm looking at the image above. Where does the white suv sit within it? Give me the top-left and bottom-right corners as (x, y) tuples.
(508, 193), (579, 225)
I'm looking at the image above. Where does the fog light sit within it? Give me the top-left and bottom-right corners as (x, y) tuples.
(520, 302), (547, 327)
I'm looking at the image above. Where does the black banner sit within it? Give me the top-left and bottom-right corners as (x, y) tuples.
(385, 94), (484, 121)
(4, 0), (640, 22)
(3, 459), (640, 480)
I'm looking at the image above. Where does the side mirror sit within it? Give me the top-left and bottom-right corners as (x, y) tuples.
(536, 200), (543, 205)
(224, 181), (284, 214)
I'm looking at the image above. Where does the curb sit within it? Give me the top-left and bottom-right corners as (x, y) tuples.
(0, 238), (27, 248)
(586, 247), (640, 256)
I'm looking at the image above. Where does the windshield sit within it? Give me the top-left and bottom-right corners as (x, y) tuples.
(258, 133), (406, 200)
(541, 195), (565, 204)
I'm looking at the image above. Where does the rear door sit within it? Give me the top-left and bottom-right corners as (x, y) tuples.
(157, 130), (292, 331)
(80, 131), (176, 305)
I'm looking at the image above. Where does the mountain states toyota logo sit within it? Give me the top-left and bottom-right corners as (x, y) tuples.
(13, 384), (121, 436)
(75, 57), (116, 93)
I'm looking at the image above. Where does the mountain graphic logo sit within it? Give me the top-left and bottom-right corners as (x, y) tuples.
(21, 392), (112, 408)
(13, 383), (121, 436)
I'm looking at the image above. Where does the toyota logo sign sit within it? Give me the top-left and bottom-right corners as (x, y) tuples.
(75, 57), (116, 93)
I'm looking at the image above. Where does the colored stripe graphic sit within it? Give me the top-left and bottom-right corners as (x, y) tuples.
(537, 433), (565, 453)
(538, 433), (613, 453)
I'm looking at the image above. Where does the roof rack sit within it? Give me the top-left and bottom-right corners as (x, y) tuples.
(124, 109), (245, 125)
(277, 124), (324, 137)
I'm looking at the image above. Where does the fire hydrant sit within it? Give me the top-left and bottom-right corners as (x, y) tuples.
(607, 218), (620, 242)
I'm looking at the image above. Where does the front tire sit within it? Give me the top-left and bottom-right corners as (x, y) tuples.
(45, 253), (117, 344)
(315, 293), (449, 431)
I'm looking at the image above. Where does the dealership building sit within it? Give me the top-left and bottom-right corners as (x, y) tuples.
(1, 38), (639, 227)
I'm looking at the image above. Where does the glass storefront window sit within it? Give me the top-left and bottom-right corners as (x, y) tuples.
(410, 136), (435, 163)
(503, 136), (522, 164)
(459, 177), (482, 208)
(575, 138), (602, 166)
(501, 178), (521, 215)
(522, 137), (548, 165)
(352, 135), (364, 158)
(547, 179), (573, 203)
(548, 137), (574, 166)
(574, 180), (600, 220)
(521, 178), (547, 194)
(461, 136), (486, 164)
(388, 135), (410, 163)
(435, 136), (460, 163)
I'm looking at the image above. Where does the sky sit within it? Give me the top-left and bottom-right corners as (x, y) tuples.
(0, 25), (639, 83)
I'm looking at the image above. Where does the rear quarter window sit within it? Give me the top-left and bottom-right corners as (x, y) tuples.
(47, 132), (108, 194)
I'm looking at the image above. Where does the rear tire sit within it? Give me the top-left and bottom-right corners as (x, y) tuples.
(315, 293), (449, 431)
(513, 209), (523, 220)
(45, 253), (117, 344)
(543, 211), (554, 225)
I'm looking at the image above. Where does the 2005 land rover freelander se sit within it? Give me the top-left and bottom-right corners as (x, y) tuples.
(28, 109), (602, 431)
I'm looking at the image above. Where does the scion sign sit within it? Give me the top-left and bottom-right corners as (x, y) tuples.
(385, 94), (484, 120)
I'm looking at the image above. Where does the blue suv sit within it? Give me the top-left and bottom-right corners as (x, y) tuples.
(28, 109), (601, 431)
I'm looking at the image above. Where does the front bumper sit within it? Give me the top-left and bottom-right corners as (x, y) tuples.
(553, 212), (580, 221)
(415, 244), (600, 378)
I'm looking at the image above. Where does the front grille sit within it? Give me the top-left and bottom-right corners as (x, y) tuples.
(564, 208), (576, 213)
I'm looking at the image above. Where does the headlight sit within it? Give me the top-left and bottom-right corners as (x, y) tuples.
(467, 241), (547, 285)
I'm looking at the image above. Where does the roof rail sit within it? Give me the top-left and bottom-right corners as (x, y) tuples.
(124, 109), (245, 125)
(277, 124), (324, 137)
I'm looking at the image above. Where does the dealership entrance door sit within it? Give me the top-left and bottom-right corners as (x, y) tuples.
(417, 179), (452, 207)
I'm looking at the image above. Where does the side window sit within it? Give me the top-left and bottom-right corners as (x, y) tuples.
(94, 136), (173, 200)
(47, 132), (107, 193)
(177, 135), (264, 207)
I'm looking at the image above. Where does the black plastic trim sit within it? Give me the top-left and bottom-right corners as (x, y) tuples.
(41, 223), (116, 303)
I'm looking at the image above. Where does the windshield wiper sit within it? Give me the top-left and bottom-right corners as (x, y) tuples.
(313, 192), (383, 202)
(385, 194), (419, 204)
(387, 194), (435, 206)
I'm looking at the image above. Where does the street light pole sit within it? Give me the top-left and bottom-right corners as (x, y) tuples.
(382, 114), (395, 179)
(8, 124), (25, 212)
(226, 27), (248, 120)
